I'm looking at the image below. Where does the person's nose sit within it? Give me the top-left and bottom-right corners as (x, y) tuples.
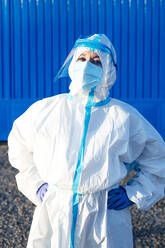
(86, 57), (93, 63)
(85, 54), (93, 61)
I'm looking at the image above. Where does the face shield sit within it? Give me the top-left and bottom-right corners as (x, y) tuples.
(53, 34), (117, 97)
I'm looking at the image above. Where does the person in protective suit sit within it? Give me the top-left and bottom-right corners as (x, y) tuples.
(8, 34), (165, 248)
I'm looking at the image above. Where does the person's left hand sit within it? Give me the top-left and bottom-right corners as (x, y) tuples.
(37, 183), (48, 203)
(107, 186), (134, 210)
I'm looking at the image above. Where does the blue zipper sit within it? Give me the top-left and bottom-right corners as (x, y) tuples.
(70, 89), (95, 248)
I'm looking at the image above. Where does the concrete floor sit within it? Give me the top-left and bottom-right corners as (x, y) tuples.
(0, 143), (165, 247)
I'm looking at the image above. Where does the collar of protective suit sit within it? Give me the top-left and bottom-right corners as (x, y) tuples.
(68, 89), (111, 108)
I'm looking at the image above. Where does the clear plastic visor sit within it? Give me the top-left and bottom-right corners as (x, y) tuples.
(53, 40), (117, 83)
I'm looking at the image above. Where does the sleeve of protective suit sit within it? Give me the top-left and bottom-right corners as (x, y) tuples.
(121, 109), (165, 211)
(8, 100), (46, 206)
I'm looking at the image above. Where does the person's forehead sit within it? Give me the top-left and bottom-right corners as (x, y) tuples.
(79, 50), (100, 57)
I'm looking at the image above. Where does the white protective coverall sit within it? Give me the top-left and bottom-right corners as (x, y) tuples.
(8, 34), (165, 248)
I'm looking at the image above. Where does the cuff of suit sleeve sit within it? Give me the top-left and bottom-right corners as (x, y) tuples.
(15, 173), (46, 206)
(122, 185), (152, 211)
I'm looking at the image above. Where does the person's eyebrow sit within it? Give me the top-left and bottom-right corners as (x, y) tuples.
(79, 53), (87, 57)
(93, 55), (100, 59)
(78, 53), (100, 59)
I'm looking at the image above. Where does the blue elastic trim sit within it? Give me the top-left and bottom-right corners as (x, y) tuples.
(91, 96), (111, 107)
(70, 89), (95, 248)
(77, 34), (102, 41)
(70, 193), (79, 248)
(67, 93), (111, 108)
(67, 94), (73, 101)
(74, 40), (111, 54)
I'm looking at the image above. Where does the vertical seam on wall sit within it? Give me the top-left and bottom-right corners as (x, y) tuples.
(82, 0), (84, 34)
(43, 0), (46, 97)
(74, 0), (76, 41)
(127, 1), (130, 99)
(150, 0), (153, 98)
(51, 0), (53, 96)
(142, 0), (145, 99)
(58, 0), (61, 93)
(0, 1), (1, 98)
(157, 0), (160, 99)
(97, 0), (99, 33)
(119, 0), (122, 99)
(105, 0), (107, 34)
(111, 0), (115, 98)
(20, 2), (23, 99)
(89, 0), (91, 34)
(135, 0), (137, 99)
(9, 0), (12, 99)
(112, 0), (114, 43)
(66, 0), (68, 90)
(35, 1), (38, 99)
(27, 0), (30, 98)
(13, 0), (16, 99)
(1, 1), (4, 98)
(81, 0), (83, 35)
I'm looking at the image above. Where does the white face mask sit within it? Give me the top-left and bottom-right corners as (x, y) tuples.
(69, 61), (103, 95)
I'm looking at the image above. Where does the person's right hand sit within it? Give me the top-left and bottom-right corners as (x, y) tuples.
(37, 183), (48, 203)
(107, 186), (134, 210)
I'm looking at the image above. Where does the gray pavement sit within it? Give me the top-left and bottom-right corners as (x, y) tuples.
(0, 143), (165, 247)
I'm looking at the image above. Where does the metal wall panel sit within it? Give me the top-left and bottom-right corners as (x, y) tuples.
(0, 0), (165, 140)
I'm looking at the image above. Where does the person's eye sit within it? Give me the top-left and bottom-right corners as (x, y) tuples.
(93, 60), (102, 67)
(77, 57), (86, 62)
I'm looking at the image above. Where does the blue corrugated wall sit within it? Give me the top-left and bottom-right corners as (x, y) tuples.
(0, 0), (165, 140)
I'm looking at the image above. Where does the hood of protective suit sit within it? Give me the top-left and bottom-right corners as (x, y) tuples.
(68, 34), (117, 102)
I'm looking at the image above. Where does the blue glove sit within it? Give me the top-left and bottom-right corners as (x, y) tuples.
(37, 183), (48, 203)
(107, 186), (134, 210)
